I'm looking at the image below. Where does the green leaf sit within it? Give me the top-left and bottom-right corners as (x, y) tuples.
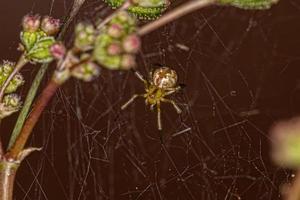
(20, 30), (55, 63)
(20, 31), (47, 51)
(26, 36), (56, 63)
(218, 0), (279, 9)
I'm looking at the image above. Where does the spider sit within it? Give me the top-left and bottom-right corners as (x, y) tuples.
(121, 67), (182, 130)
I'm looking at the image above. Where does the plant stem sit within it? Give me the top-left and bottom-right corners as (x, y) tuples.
(6, 54), (90, 159)
(7, 65), (48, 150)
(8, 0), (86, 150)
(0, 54), (27, 158)
(6, 79), (60, 159)
(0, 1), (87, 199)
(0, 160), (19, 200)
(286, 170), (300, 200)
(5, 0), (216, 160)
(138, 0), (216, 36)
(0, 55), (27, 103)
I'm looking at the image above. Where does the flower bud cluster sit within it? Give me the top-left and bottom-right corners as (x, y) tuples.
(0, 61), (24, 94)
(0, 94), (22, 119)
(105, 0), (169, 19)
(22, 15), (60, 35)
(0, 61), (24, 119)
(74, 23), (96, 51)
(72, 62), (100, 82)
(20, 14), (61, 63)
(93, 11), (141, 70)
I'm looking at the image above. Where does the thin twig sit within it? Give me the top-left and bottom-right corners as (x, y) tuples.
(138, 0), (216, 36)
(97, 0), (132, 30)
(61, 0), (87, 35)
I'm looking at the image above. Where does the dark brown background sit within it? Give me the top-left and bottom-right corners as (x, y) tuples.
(1, 0), (300, 199)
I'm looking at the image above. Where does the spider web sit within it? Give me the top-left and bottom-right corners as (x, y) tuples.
(1, 0), (300, 199)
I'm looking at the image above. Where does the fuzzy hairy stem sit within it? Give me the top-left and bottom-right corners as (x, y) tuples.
(0, 160), (19, 200)
(138, 0), (216, 36)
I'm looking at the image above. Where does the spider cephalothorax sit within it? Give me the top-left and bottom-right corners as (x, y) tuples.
(122, 67), (182, 130)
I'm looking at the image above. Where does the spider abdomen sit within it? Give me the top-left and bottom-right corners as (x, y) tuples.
(153, 67), (177, 89)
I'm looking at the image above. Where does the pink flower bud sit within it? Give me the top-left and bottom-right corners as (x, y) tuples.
(22, 14), (41, 32)
(41, 16), (60, 35)
(121, 54), (136, 70)
(122, 34), (141, 53)
(50, 43), (66, 60)
(107, 43), (122, 56)
(107, 24), (123, 38)
(165, 0), (171, 7)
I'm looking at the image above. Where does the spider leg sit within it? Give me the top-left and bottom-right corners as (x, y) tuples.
(161, 98), (182, 114)
(131, 69), (147, 84)
(157, 101), (162, 130)
(150, 104), (155, 111)
(164, 86), (182, 96)
(121, 94), (142, 110)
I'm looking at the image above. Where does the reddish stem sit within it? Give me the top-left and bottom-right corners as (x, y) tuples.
(6, 79), (60, 159)
(137, 0), (216, 36)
